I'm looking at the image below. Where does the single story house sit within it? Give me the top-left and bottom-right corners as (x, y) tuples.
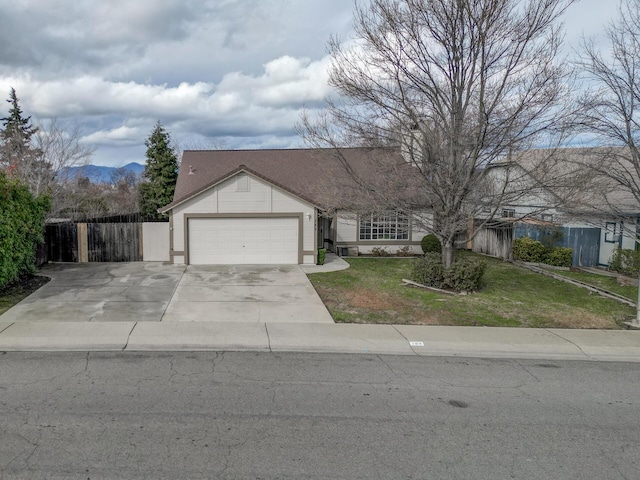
(159, 148), (429, 265)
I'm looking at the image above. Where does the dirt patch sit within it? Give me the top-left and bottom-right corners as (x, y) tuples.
(0, 275), (50, 315)
(346, 288), (414, 311)
(551, 311), (621, 329)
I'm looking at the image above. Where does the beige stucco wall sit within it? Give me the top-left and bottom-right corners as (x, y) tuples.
(170, 173), (316, 264)
(142, 223), (170, 261)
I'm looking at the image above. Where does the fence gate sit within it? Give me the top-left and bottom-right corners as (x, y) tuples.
(514, 224), (601, 266)
(86, 223), (142, 262)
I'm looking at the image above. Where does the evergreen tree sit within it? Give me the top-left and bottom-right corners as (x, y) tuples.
(139, 121), (179, 216)
(0, 88), (40, 177)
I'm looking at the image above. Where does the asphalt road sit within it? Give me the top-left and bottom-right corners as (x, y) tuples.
(1, 352), (639, 480)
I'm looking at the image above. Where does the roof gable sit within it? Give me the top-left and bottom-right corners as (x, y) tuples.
(161, 165), (318, 212)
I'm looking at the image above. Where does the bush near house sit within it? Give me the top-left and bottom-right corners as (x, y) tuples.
(513, 237), (573, 267)
(512, 237), (547, 263)
(545, 247), (573, 267)
(412, 252), (486, 292)
(420, 234), (442, 254)
(317, 248), (327, 265)
(0, 173), (49, 289)
(610, 249), (640, 277)
(370, 246), (391, 256)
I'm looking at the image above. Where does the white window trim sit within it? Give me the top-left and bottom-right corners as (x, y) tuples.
(359, 212), (410, 241)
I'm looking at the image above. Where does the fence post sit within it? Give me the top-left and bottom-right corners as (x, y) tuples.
(77, 223), (89, 263)
(139, 223), (144, 261)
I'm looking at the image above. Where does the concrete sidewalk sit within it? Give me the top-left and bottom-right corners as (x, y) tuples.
(1, 320), (640, 362)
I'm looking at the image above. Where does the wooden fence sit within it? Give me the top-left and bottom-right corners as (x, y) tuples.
(471, 223), (513, 260)
(42, 220), (167, 263)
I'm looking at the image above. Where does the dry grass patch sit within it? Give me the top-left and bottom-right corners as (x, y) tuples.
(347, 288), (413, 310)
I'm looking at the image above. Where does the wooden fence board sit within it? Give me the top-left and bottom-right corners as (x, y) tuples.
(45, 222), (144, 263)
(86, 223), (142, 262)
(45, 223), (78, 262)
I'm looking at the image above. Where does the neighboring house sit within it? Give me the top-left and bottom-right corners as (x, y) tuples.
(483, 147), (640, 267)
(159, 148), (429, 265)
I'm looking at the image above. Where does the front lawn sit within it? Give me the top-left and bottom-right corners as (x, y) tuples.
(539, 268), (638, 301)
(308, 254), (635, 329)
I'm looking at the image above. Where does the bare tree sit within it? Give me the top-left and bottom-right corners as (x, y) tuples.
(34, 119), (95, 218)
(573, 0), (640, 324)
(575, 0), (640, 215)
(34, 119), (94, 193)
(106, 167), (140, 214)
(299, 0), (575, 266)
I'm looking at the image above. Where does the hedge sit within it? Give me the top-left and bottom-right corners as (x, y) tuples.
(317, 248), (327, 265)
(512, 236), (573, 267)
(545, 247), (573, 267)
(0, 173), (49, 289)
(512, 237), (547, 263)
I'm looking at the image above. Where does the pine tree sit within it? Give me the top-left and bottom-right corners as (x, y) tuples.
(0, 88), (40, 178)
(139, 121), (179, 217)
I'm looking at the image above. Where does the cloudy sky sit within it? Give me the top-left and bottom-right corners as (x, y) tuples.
(0, 0), (619, 167)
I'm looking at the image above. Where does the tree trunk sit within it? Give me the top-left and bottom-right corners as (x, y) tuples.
(442, 240), (455, 268)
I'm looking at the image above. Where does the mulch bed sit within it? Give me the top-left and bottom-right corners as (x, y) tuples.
(0, 275), (50, 313)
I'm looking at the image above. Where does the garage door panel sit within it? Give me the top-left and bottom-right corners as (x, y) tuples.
(189, 217), (299, 265)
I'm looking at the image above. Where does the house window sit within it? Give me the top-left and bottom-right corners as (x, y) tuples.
(502, 208), (516, 218)
(605, 222), (618, 243)
(359, 212), (409, 240)
(236, 174), (249, 192)
(541, 213), (553, 222)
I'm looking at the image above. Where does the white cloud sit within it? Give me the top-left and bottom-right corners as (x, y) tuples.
(81, 126), (143, 146)
(0, 52), (332, 130)
(0, 0), (620, 166)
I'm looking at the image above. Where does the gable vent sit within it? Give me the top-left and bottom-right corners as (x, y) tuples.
(236, 173), (249, 192)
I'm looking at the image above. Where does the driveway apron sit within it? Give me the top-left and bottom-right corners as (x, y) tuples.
(1, 263), (185, 322)
(162, 264), (334, 323)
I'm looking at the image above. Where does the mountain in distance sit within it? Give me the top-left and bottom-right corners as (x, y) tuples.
(61, 162), (145, 184)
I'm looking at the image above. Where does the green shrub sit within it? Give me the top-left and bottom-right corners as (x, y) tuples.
(412, 253), (445, 288)
(443, 259), (486, 292)
(370, 246), (390, 257)
(317, 248), (327, 265)
(412, 253), (485, 292)
(0, 173), (49, 289)
(610, 248), (640, 277)
(512, 237), (547, 263)
(545, 247), (573, 267)
(421, 234), (441, 254)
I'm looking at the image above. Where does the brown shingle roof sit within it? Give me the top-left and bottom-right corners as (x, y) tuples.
(160, 147), (422, 212)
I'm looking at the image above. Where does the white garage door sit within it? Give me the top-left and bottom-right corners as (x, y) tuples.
(188, 217), (299, 265)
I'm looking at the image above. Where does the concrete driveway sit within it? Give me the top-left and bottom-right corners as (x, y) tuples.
(162, 264), (333, 323)
(1, 262), (333, 324)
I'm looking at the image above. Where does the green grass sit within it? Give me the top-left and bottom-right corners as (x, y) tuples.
(0, 275), (49, 316)
(308, 253), (635, 329)
(539, 268), (638, 301)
